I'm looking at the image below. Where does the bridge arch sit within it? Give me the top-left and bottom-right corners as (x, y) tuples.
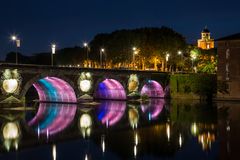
(94, 78), (127, 100)
(20, 73), (78, 103)
(140, 80), (165, 98)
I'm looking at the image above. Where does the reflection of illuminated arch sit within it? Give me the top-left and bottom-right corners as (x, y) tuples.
(141, 99), (165, 120)
(140, 80), (164, 98)
(27, 103), (77, 136)
(94, 79), (126, 100)
(97, 101), (126, 127)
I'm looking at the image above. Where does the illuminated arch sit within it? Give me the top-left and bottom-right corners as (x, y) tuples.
(95, 79), (126, 100)
(97, 101), (126, 127)
(141, 80), (164, 98)
(141, 99), (165, 120)
(33, 77), (77, 103)
(27, 103), (77, 136)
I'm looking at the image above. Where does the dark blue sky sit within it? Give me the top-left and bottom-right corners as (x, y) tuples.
(0, 0), (239, 60)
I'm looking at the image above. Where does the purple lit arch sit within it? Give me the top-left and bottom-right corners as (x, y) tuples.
(141, 80), (164, 98)
(32, 76), (77, 103)
(95, 79), (126, 100)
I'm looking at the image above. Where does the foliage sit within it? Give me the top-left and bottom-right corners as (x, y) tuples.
(89, 27), (187, 65)
(170, 74), (217, 99)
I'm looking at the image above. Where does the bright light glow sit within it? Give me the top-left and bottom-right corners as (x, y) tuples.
(178, 51), (182, 55)
(132, 47), (136, 51)
(166, 123), (170, 141)
(80, 80), (91, 92)
(83, 42), (88, 47)
(166, 53), (170, 62)
(191, 122), (198, 136)
(128, 108), (139, 129)
(135, 133), (139, 145)
(51, 44), (56, 54)
(3, 122), (19, 139)
(52, 144), (56, 160)
(85, 154), (88, 160)
(80, 114), (92, 128)
(101, 135), (105, 153)
(179, 134), (183, 148)
(11, 35), (17, 41)
(101, 48), (105, 52)
(2, 79), (19, 93)
(134, 145), (137, 157)
(80, 114), (92, 138)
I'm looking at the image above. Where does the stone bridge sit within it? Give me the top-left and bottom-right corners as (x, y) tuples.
(0, 63), (170, 103)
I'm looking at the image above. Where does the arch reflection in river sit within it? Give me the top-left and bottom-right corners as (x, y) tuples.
(27, 103), (77, 137)
(97, 101), (126, 127)
(141, 99), (165, 120)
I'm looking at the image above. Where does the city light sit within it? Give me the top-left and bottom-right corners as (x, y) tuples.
(11, 35), (17, 41)
(178, 51), (182, 55)
(51, 44), (56, 54)
(83, 42), (88, 47)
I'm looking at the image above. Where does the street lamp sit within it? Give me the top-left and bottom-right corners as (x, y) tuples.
(191, 55), (197, 72)
(165, 53), (170, 72)
(51, 44), (56, 66)
(83, 42), (89, 67)
(132, 47), (139, 69)
(100, 48), (105, 68)
(11, 35), (20, 64)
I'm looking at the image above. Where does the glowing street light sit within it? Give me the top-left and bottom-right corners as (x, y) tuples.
(132, 47), (139, 69)
(51, 44), (56, 66)
(178, 51), (182, 55)
(165, 53), (170, 72)
(191, 54), (197, 72)
(11, 35), (20, 64)
(100, 48), (105, 68)
(83, 42), (89, 67)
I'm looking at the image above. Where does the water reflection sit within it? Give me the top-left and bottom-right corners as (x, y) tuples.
(2, 122), (21, 151)
(79, 113), (92, 138)
(141, 99), (165, 120)
(1, 100), (240, 160)
(97, 101), (126, 127)
(128, 106), (139, 129)
(27, 103), (77, 137)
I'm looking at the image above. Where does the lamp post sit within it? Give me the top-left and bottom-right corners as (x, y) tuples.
(83, 42), (89, 67)
(11, 35), (20, 64)
(132, 47), (139, 69)
(178, 50), (183, 71)
(100, 48), (105, 68)
(191, 55), (196, 73)
(51, 44), (56, 66)
(165, 53), (170, 72)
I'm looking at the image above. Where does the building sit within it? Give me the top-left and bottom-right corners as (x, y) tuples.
(197, 27), (214, 50)
(217, 33), (240, 100)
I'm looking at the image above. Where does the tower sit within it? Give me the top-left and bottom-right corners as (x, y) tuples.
(197, 27), (214, 50)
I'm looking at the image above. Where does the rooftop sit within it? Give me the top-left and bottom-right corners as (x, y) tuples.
(217, 33), (240, 41)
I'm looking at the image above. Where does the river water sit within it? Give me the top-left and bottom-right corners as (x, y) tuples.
(0, 99), (239, 160)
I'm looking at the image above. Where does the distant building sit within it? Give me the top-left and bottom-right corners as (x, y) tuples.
(197, 27), (214, 50)
(217, 33), (240, 100)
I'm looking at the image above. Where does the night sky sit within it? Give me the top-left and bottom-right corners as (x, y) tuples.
(0, 0), (239, 60)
